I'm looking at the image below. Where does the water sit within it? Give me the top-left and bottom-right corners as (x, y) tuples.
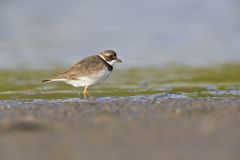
(0, 0), (240, 69)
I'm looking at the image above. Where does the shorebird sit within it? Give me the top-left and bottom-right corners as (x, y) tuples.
(43, 50), (122, 98)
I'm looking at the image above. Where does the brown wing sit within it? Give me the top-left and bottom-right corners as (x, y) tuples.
(52, 55), (106, 80)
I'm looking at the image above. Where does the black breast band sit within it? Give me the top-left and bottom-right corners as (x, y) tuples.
(97, 55), (113, 71)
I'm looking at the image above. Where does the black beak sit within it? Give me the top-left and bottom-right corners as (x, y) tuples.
(116, 58), (122, 63)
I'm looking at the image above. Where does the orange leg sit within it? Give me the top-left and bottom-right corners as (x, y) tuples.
(83, 86), (89, 99)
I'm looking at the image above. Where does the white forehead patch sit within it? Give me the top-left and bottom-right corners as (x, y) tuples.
(104, 53), (112, 56)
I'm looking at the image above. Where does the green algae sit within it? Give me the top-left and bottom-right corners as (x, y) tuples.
(0, 63), (240, 100)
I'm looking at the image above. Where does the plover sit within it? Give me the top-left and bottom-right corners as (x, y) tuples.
(43, 50), (122, 99)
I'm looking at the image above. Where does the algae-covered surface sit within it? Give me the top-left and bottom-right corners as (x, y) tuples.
(0, 64), (240, 160)
(0, 63), (240, 99)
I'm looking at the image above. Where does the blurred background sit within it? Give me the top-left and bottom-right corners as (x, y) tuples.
(0, 0), (240, 69)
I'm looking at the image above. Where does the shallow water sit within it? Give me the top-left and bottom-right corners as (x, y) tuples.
(0, 64), (239, 100)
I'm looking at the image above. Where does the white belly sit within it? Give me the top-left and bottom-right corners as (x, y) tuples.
(66, 69), (111, 87)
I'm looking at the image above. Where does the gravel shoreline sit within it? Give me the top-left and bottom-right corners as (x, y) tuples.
(0, 95), (240, 160)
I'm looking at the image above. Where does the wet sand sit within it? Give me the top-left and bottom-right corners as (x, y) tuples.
(0, 94), (240, 160)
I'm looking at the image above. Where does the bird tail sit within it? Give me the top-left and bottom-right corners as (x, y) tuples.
(42, 79), (51, 83)
(42, 79), (66, 83)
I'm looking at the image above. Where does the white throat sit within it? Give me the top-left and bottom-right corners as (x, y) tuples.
(98, 54), (117, 66)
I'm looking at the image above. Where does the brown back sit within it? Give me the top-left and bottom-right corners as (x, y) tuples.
(52, 55), (112, 80)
